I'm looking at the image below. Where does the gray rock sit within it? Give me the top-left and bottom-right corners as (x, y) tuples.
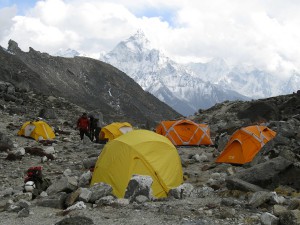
(55, 216), (94, 225)
(191, 186), (214, 198)
(65, 201), (86, 211)
(46, 176), (78, 195)
(234, 157), (293, 189)
(0, 131), (14, 150)
(95, 195), (116, 206)
(89, 182), (112, 203)
(78, 170), (92, 187)
(79, 188), (92, 203)
(135, 195), (149, 204)
(38, 108), (57, 119)
(279, 209), (300, 225)
(124, 175), (153, 202)
(12, 192), (32, 202)
(17, 208), (30, 218)
(249, 191), (279, 208)
(225, 177), (265, 192)
(82, 157), (98, 169)
(273, 204), (288, 216)
(168, 183), (194, 199)
(261, 212), (279, 225)
(16, 199), (31, 210)
(65, 188), (81, 207)
(36, 192), (68, 209)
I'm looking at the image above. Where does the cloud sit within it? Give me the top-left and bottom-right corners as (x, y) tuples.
(0, 0), (300, 76)
(0, 6), (17, 40)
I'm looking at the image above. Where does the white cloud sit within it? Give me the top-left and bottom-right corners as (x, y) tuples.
(0, 6), (17, 40)
(1, 0), (300, 76)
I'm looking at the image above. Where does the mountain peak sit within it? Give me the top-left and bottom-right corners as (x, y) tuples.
(127, 29), (151, 50)
(7, 39), (21, 54)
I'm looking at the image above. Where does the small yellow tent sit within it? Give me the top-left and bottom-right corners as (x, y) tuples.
(91, 129), (183, 198)
(215, 125), (276, 164)
(99, 122), (133, 141)
(18, 121), (55, 141)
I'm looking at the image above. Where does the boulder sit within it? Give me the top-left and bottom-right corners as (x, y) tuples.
(55, 216), (94, 225)
(124, 175), (153, 202)
(36, 192), (68, 209)
(260, 212), (279, 225)
(89, 182), (112, 203)
(78, 188), (92, 203)
(78, 170), (92, 187)
(46, 176), (78, 195)
(82, 157), (98, 169)
(233, 157), (293, 189)
(249, 191), (280, 208)
(168, 183), (194, 199)
(225, 177), (265, 192)
(0, 131), (14, 151)
(279, 209), (300, 225)
(65, 188), (81, 207)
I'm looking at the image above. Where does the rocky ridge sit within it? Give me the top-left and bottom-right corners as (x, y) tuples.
(0, 40), (180, 127)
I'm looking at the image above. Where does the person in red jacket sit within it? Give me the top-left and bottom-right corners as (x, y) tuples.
(77, 112), (91, 141)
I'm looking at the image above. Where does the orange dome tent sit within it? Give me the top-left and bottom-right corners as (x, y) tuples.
(156, 119), (213, 146)
(215, 125), (276, 164)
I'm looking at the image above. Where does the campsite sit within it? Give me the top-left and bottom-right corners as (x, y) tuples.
(0, 80), (300, 225)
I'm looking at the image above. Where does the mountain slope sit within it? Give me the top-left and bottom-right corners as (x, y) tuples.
(102, 31), (248, 116)
(0, 40), (180, 126)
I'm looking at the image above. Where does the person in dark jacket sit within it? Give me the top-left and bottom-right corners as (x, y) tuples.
(77, 113), (91, 140)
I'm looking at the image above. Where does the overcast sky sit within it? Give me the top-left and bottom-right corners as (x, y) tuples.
(1, 0), (300, 77)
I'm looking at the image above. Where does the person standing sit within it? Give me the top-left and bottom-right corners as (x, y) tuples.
(77, 113), (91, 141)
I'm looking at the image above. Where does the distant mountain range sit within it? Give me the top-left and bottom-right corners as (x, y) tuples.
(0, 40), (180, 126)
(56, 30), (300, 116)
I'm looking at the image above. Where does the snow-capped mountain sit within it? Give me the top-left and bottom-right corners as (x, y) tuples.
(53, 48), (80, 58)
(101, 30), (248, 116)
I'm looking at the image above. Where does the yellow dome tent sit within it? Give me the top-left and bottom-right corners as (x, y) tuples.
(17, 121), (55, 141)
(91, 129), (183, 198)
(99, 122), (133, 141)
(215, 125), (276, 164)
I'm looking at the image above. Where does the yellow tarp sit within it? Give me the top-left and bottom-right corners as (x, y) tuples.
(91, 129), (183, 198)
(100, 122), (132, 141)
(17, 121), (55, 141)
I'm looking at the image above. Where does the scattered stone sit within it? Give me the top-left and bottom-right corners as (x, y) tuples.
(124, 175), (153, 202)
(17, 207), (30, 217)
(226, 177), (265, 192)
(78, 170), (92, 187)
(82, 157), (98, 169)
(36, 192), (68, 209)
(249, 191), (280, 208)
(261, 212), (279, 225)
(168, 183), (194, 199)
(273, 205), (288, 216)
(12, 192), (32, 202)
(135, 195), (149, 204)
(95, 195), (116, 206)
(279, 209), (300, 225)
(65, 188), (81, 207)
(89, 182), (112, 203)
(78, 188), (92, 203)
(46, 176), (78, 195)
(65, 201), (86, 211)
(55, 216), (94, 225)
(233, 157), (293, 189)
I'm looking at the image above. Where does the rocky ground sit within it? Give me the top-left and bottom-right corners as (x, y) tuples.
(0, 82), (300, 225)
